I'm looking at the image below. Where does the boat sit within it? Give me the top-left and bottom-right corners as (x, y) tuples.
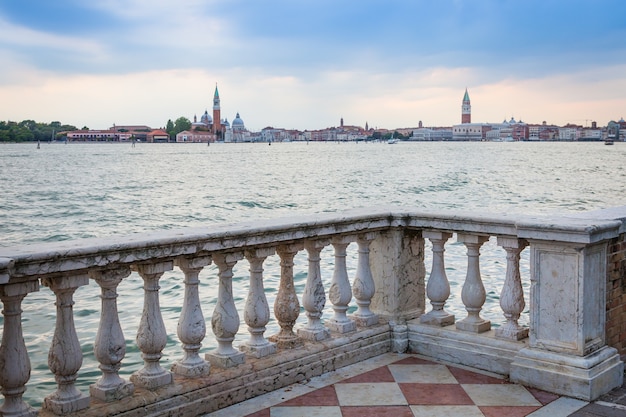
(387, 138), (398, 144)
(605, 139), (614, 145)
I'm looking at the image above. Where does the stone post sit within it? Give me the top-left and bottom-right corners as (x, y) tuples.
(495, 237), (529, 340)
(298, 239), (331, 341)
(456, 234), (491, 333)
(207, 252), (245, 368)
(41, 274), (91, 414)
(241, 247), (277, 358)
(172, 255), (212, 377)
(327, 236), (356, 333)
(352, 232), (379, 327)
(131, 261), (174, 389)
(269, 243), (303, 349)
(420, 231), (455, 326)
(0, 280), (39, 417)
(89, 266), (135, 401)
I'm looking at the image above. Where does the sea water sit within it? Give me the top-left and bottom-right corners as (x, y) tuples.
(1, 141), (625, 405)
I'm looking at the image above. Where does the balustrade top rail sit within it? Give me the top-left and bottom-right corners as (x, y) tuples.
(2, 206), (624, 282)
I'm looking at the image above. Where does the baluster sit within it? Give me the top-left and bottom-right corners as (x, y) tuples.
(298, 240), (331, 341)
(269, 243), (303, 349)
(456, 234), (491, 333)
(89, 266), (135, 401)
(41, 274), (91, 414)
(206, 252), (245, 368)
(495, 237), (529, 340)
(130, 261), (173, 389)
(327, 236), (356, 333)
(0, 281), (39, 417)
(352, 232), (379, 327)
(420, 231), (455, 326)
(241, 248), (277, 358)
(172, 255), (212, 377)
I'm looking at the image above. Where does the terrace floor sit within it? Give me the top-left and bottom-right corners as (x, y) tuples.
(207, 353), (626, 417)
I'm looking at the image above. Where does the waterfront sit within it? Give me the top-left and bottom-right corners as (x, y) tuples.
(1, 141), (625, 406)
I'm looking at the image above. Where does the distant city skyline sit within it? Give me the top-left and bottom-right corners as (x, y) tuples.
(0, 1), (625, 131)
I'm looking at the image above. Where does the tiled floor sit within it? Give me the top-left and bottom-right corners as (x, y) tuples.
(208, 353), (596, 417)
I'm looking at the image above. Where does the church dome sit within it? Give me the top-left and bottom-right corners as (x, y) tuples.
(200, 110), (212, 124)
(232, 112), (245, 130)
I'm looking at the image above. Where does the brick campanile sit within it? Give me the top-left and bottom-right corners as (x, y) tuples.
(213, 84), (221, 135)
(462, 88), (471, 124)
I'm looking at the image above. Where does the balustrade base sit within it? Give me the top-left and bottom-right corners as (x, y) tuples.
(0, 403), (38, 417)
(206, 351), (245, 368)
(240, 342), (278, 359)
(171, 360), (211, 378)
(352, 313), (380, 327)
(326, 318), (357, 334)
(268, 333), (303, 349)
(420, 311), (455, 327)
(510, 346), (624, 401)
(130, 370), (173, 390)
(42, 392), (90, 415)
(89, 380), (135, 402)
(456, 318), (491, 333)
(495, 326), (529, 341)
(298, 326), (330, 341)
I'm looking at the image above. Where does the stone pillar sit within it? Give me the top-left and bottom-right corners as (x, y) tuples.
(41, 274), (91, 414)
(172, 255), (212, 377)
(241, 248), (277, 358)
(0, 280), (39, 417)
(369, 229), (424, 324)
(511, 235), (624, 400)
(327, 236), (356, 333)
(495, 237), (529, 340)
(420, 231), (455, 326)
(89, 266), (135, 401)
(131, 261), (174, 389)
(269, 243), (303, 349)
(298, 239), (331, 341)
(351, 232), (379, 327)
(207, 252), (245, 368)
(456, 234), (491, 333)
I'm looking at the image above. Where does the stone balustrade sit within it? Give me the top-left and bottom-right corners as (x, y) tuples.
(0, 206), (625, 416)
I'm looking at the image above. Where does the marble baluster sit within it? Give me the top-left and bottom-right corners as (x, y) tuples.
(0, 281), (39, 417)
(456, 234), (491, 333)
(269, 243), (303, 349)
(206, 252), (245, 368)
(298, 240), (331, 341)
(495, 237), (529, 340)
(241, 248), (277, 358)
(41, 274), (91, 414)
(420, 231), (455, 326)
(130, 261), (173, 389)
(89, 266), (135, 401)
(327, 236), (356, 333)
(172, 255), (212, 377)
(352, 232), (379, 327)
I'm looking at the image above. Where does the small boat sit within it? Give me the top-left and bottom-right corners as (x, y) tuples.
(387, 138), (398, 144)
(605, 139), (614, 145)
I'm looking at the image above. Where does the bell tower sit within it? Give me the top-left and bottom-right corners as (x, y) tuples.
(462, 88), (471, 124)
(213, 84), (221, 135)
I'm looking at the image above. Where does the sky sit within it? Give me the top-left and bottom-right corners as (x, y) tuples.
(0, 0), (625, 131)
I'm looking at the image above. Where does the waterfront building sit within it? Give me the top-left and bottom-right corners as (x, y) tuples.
(528, 121), (560, 141)
(452, 123), (490, 140)
(411, 127), (453, 141)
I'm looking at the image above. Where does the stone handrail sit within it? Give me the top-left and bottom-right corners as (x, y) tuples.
(0, 206), (624, 416)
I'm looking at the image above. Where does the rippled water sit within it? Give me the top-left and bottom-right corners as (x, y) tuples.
(1, 141), (626, 405)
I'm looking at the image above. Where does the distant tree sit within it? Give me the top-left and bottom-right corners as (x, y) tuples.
(173, 117), (192, 136)
(166, 119), (175, 139)
(81, 126), (89, 130)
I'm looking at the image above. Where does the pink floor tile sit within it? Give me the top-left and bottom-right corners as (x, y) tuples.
(279, 386), (339, 406)
(340, 405), (415, 417)
(479, 405), (542, 417)
(526, 387), (561, 405)
(339, 365), (396, 383)
(447, 366), (509, 385)
(399, 383), (475, 405)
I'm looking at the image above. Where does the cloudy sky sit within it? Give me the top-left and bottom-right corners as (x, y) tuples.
(0, 0), (624, 131)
